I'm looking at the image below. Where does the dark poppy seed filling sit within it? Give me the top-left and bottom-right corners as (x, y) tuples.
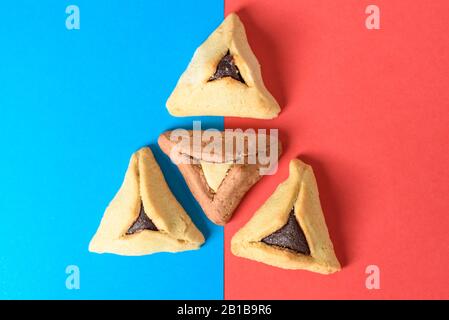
(208, 50), (245, 83)
(126, 201), (158, 235)
(261, 210), (310, 255)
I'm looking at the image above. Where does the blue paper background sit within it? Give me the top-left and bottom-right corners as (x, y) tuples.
(0, 0), (224, 299)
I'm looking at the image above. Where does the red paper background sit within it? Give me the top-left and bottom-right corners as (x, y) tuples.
(224, 0), (449, 299)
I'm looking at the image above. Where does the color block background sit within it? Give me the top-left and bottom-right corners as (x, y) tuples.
(224, 0), (449, 299)
(1, 0), (449, 300)
(0, 1), (224, 299)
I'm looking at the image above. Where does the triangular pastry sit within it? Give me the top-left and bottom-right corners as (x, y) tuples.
(89, 147), (205, 256)
(231, 159), (341, 274)
(158, 130), (282, 225)
(166, 13), (281, 119)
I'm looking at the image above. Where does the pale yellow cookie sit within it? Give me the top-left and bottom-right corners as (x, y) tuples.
(231, 159), (341, 274)
(89, 147), (204, 256)
(166, 13), (281, 119)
